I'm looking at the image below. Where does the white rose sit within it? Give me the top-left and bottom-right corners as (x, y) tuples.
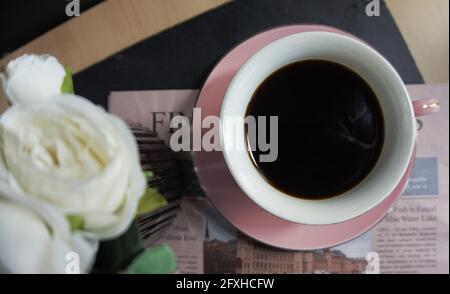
(0, 184), (98, 274)
(0, 54), (66, 105)
(0, 94), (146, 240)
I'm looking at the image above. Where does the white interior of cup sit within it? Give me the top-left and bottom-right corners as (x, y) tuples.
(220, 32), (416, 225)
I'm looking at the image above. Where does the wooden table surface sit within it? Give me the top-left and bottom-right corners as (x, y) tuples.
(1, 0), (448, 112)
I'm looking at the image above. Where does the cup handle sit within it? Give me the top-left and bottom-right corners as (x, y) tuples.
(413, 98), (440, 117)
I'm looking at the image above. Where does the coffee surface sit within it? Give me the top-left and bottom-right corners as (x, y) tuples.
(246, 60), (384, 199)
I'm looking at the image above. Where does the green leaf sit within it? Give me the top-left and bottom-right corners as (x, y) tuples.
(60, 66), (74, 94)
(126, 245), (176, 274)
(66, 214), (84, 231)
(92, 223), (144, 274)
(136, 187), (167, 217)
(143, 171), (153, 179)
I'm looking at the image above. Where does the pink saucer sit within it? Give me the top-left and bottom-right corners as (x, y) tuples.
(193, 25), (415, 250)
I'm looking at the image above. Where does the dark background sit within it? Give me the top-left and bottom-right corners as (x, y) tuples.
(0, 0), (103, 57)
(1, 0), (423, 109)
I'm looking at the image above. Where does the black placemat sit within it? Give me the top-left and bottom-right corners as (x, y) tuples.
(74, 0), (423, 108)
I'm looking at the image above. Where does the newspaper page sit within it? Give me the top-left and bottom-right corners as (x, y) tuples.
(109, 84), (449, 274)
(369, 85), (449, 274)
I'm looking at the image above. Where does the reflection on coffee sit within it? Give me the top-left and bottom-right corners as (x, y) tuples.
(246, 60), (384, 199)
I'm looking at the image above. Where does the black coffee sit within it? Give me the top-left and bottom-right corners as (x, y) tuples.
(246, 60), (384, 199)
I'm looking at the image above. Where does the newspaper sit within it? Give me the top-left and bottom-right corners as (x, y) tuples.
(109, 84), (449, 274)
(370, 85), (449, 274)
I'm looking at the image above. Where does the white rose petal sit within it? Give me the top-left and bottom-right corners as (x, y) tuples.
(0, 94), (146, 240)
(0, 184), (98, 274)
(0, 54), (66, 105)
